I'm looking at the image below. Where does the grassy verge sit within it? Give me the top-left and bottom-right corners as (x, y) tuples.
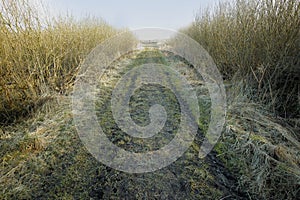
(182, 0), (300, 199)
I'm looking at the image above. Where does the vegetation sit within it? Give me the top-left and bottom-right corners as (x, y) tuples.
(182, 0), (300, 199)
(0, 49), (231, 199)
(0, 0), (119, 124)
(183, 0), (299, 118)
(0, 0), (299, 199)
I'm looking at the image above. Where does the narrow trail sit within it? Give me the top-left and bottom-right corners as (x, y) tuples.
(93, 49), (247, 199)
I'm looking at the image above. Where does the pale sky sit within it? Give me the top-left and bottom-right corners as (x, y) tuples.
(39, 0), (221, 30)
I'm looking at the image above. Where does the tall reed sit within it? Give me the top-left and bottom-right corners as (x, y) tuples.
(0, 0), (125, 123)
(183, 0), (299, 118)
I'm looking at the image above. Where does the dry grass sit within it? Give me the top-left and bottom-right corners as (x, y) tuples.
(0, 96), (76, 199)
(182, 0), (300, 199)
(215, 94), (300, 199)
(1, 0), (299, 199)
(0, 0), (120, 124)
(0, 52), (223, 199)
(183, 0), (299, 118)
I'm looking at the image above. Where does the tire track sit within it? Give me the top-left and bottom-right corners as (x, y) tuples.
(93, 49), (247, 199)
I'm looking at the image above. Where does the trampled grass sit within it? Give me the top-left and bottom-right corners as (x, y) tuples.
(182, 0), (300, 199)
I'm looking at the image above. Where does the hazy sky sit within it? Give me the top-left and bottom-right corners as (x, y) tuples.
(41, 0), (220, 30)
